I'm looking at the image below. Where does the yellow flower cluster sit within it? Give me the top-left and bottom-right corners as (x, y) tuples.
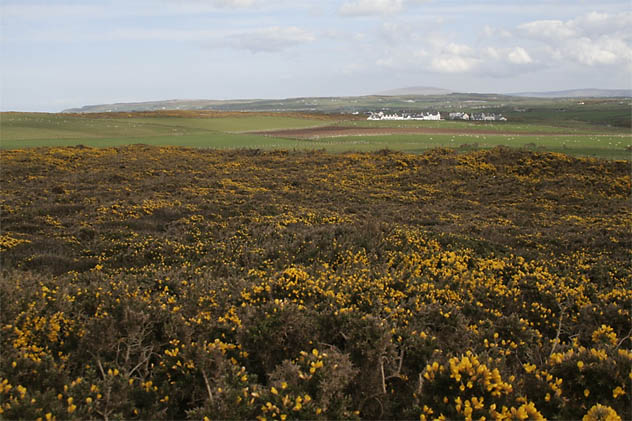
(0, 234), (31, 251)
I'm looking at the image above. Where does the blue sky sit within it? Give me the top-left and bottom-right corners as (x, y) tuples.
(1, 0), (631, 111)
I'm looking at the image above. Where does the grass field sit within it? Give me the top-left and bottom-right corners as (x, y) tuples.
(344, 119), (629, 133)
(1, 111), (631, 160)
(0, 113), (330, 141)
(295, 134), (632, 160)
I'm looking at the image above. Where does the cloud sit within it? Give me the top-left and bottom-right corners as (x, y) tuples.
(108, 28), (219, 42)
(1, 3), (107, 19)
(507, 47), (532, 64)
(375, 38), (538, 76)
(226, 26), (315, 53)
(519, 20), (577, 39)
(339, 0), (429, 16)
(108, 26), (314, 53)
(481, 25), (512, 39)
(430, 44), (533, 74)
(519, 11), (632, 43)
(340, 0), (404, 16)
(570, 11), (631, 37)
(0, 0), (290, 21)
(443, 43), (473, 56)
(565, 37), (629, 66)
(212, 0), (258, 7)
(518, 11), (632, 67)
(431, 56), (479, 73)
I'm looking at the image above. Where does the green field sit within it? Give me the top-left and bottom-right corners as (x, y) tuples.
(1, 111), (630, 160)
(0, 113), (329, 140)
(300, 134), (632, 160)
(346, 119), (626, 134)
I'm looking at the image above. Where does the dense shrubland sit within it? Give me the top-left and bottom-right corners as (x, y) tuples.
(1, 146), (630, 420)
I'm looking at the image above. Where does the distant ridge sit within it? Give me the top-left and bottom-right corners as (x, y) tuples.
(510, 88), (632, 98)
(375, 86), (453, 96)
(61, 88), (631, 114)
(63, 98), (259, 113)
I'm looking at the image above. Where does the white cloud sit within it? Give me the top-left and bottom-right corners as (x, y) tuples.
(443, 43), (473, 56)
(518, 11), (632, 67)
(1, 3), (107, 19)
(227, 26), (315, 53)
(339, 0), (429, 16)
(519, 20), (577, 39)
(0, 0), (292, 21)
(107, 26), (314, 53)
(566, 37), (629, 66)
(519, 12), (632, 42)
(108, 28), (218, 41)
(570, 11), (631, 37)
(481, 25), (512, 39)
(507, 47), (532, 64)
(374, 37), (537, 76)
(212, 0), (258, 7)
(340, 0), (404, 16)
(431, 56), (479, 73)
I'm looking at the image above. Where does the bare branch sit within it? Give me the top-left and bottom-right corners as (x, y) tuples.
(549, 304), (566, 358)
(96, 359), (106, 379)
(616, 327), (632, 349)
(201, 368), (214, 403)
(397, 350), (404, 375)
(380, 356), (387, 394)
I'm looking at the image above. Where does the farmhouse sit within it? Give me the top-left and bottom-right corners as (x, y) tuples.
(470, 112), (507, 121)
(367, 111), (442, 121)
(449, 112), (470, 120)
(448, 112), (507, 121)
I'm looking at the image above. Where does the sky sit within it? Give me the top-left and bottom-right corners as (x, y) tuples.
(1, 0), (631, 112)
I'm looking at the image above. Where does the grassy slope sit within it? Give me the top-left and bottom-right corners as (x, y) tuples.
(299, 134), (631, 160)
(0, 113), (331, 145)
(343, 119), (629, 134)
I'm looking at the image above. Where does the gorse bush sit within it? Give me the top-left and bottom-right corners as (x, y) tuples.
(1, 146), (630, 420)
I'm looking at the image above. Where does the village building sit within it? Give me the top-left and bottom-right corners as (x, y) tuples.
(367, 111), (442, 121)
(368, 111), (507, 121)
(449, 112), (470, 120)
(448, 112), (507, 121)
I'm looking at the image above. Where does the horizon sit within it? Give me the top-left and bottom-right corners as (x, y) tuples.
(62, 86), (632, 113)
(3, 86), (632, 114)
(2, 0), (631, 112)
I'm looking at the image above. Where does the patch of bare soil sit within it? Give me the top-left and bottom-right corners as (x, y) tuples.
(253, 125), (573, 139)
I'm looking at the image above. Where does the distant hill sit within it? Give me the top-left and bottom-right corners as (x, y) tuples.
(63, 99), (261, 113)
(375, 86), (453, 96)
(62, 89), (631, 115)
(510, 89), (632, 98)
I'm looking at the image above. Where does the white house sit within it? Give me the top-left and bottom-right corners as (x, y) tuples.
(367, 111), (442, 121)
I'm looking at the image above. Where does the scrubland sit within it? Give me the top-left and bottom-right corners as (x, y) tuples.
(0, 145), (630, 420)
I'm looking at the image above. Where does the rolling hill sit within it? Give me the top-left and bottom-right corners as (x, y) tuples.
(510, 88), (632, 98)
(62, 88), (630, 114)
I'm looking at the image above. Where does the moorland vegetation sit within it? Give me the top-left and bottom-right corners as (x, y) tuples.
(0, 145), (630, 420)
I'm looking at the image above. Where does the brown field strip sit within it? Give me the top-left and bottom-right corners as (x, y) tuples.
(251, 125), (584, 139)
